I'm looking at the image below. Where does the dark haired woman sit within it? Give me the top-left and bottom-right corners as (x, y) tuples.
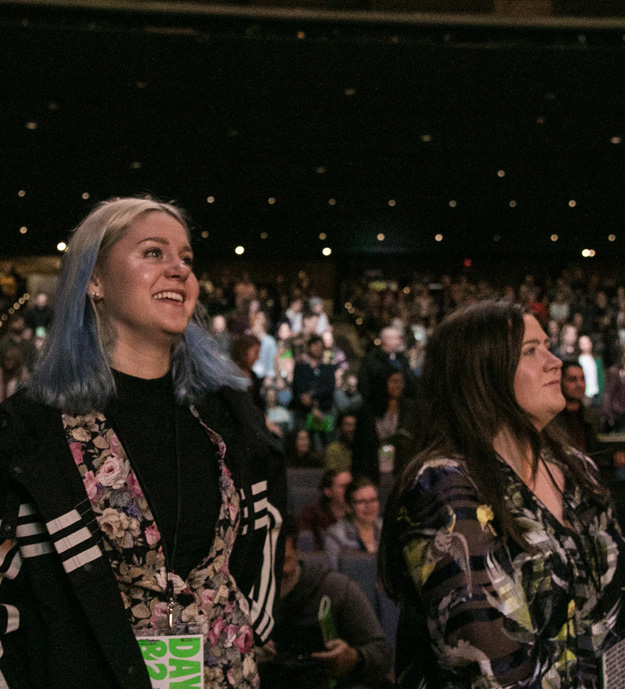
(0, 198), (285, 689)
(324, 477), (382, 570)
(380, 300), (625, 688)
(352, 368), (421, 483)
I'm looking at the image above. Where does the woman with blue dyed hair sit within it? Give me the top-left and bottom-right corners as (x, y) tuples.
(0, 197), (285, 689)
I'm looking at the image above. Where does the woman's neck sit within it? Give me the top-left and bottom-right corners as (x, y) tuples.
(493, 427), (534, 484)
(110, 337), (172, 379)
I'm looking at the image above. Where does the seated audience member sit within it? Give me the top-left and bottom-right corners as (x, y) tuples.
(210, 313), (232, 355)
(352, 369), (420, 482)
(324, 478), (382, 570)
(0, 314), (38, 373)
(286, 429), (322, 468)
(231, 333), (264, 411)
(324, 412), (357, 473)
(334, 372), (363, 416)
(578, 334), (605, 405)
(555, 362), (604, 462)
(358, 326), (417, 403)
(309, 296), (330, 335)
(0, 346), (29, 403)
(24, 291), (54, 336)
(602, 349), (625, 432)
(259, 516), (392, 689)
(250, 311), (277, 382)
(292, 335), (336, 445)
(554, 322), (578, 361)
(275, 320), (295, 385)
(299, 469), (352, 550)
(322, 327), (349, 371)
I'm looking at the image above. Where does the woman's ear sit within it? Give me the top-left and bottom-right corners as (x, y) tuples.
(88, 273), (103, 301)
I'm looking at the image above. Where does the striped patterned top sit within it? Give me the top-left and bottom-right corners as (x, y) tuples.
(392, 453), (625, 689)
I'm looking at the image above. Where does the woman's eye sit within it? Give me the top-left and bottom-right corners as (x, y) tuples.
(145, 247), (162, 258)
(524, 347), (536, 356)
(182, 256), (194, 267)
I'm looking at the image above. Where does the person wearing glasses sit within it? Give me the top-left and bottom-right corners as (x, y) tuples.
(323, 477), (381, 570)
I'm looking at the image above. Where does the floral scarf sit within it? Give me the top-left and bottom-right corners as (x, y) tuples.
(63, 409), (259, 688)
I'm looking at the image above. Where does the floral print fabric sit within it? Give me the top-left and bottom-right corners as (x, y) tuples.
(393, 453), (625, 689)
(63, 410), (259, 689)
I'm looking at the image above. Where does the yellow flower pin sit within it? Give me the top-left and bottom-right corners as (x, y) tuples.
(476, 504), (496, 535)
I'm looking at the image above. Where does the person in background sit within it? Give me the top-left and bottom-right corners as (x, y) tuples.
(322, 326), (349, 372)
(250, 311), (277, 382)
(334, 372), (363, 417)
(210, 313), (232, 355)
(602, 347), (625, 432)
(231, 333), (264, 411)
(265, 385), (294, 451)
(0, 345), (29, 403)
(24, 291), (54, 337)
(286, 428), (322, 468)
(358, 326), (417, 403)
(577, 334), (604, 406)
(292, 335), (336, 448)
(0, 197), (286, 689)
(323, 412), (357, 474)
(352, 369), (420, 482)
(309, 296), (330, 335)
(259, 515), (392, 689)
(324, 477), (382, 570)
(0, 314), (38, 372)
(299, 469), (353, 550)
(380, 300), (625, 688)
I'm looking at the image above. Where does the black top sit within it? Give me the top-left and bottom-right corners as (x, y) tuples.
(105, 370), (220, 580)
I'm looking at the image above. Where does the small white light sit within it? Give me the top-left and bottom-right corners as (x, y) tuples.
(582, 249), (590, 257)
(207, 196), (215, 204)
(373, 338), (381, 346)
(131, 161), (142, 169)
(297, 31), (305, 39)
(388, 199), (396, 207)
(589, 249), (596, 257)
(260, 232), (268, 239)
(328, 198), (336, 206)
(609, 234), (616, 242)
(568, 200), (576, 208)
(316, 166), (327, 174)
(611, 137), (622, 145)
(322, 247), (332, 256)
(509, 200), (517, 208)
(420, 134), (432, 143)
(82, 192), (90, 200)
(319, 233), (327, 240)
(355, 317), (363, 325)
(201, 231), (209, 239)
(344, 88), (356, 96)
(344, 302), (352, 309)
(435, 234), (443, 242)
(551, 234), (559, 242)
(57, 242), (67, 252)
(25, 122), (38, 130)
(403, 287), (411, 294)
(235, 246), (245, 255)
(19, 226), (27, 235)
(18, 190), (26, 197)
(377, 233), (385, 241)
(448, 200), (457, 208)
(497, 170), (505, 178)
(267, 197), (276, 205)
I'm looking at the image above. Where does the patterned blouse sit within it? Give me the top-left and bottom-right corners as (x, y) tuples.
(63, 408), (259, 688)
(392, 452), (625, 688)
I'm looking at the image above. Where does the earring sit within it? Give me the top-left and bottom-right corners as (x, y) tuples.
(91, 291), (101, 300)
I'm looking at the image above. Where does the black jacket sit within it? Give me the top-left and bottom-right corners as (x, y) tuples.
(0, 387), (285, 689)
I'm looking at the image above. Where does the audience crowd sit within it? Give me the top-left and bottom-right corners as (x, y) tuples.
(4, 262), (625, 686)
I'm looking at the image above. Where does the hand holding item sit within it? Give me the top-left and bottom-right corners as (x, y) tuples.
(311, 638), (359, 678)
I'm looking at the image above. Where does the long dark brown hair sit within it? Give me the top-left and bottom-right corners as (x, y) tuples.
(379, 300), (608, 601)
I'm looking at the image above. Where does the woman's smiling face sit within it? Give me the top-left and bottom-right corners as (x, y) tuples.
(91, 211), (199, 350)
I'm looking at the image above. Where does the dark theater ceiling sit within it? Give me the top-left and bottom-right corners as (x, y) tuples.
(4, 0), (625, 264)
